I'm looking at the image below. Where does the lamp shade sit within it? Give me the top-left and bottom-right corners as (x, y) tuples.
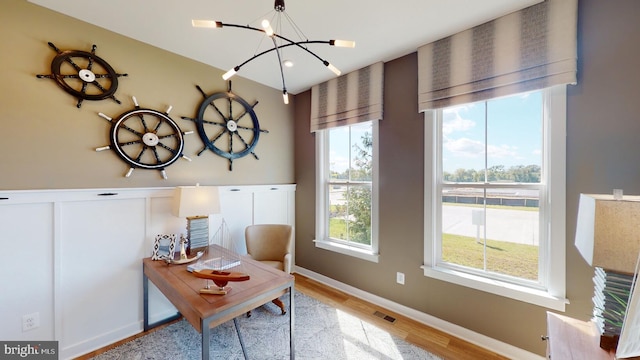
(171, 185), (220, 218)
(575, 193), (640, 274)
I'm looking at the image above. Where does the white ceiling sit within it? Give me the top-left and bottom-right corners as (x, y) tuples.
(28, 0), (542, 94)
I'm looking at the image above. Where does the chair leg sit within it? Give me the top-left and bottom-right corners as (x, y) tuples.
(272, 298), (286, 315)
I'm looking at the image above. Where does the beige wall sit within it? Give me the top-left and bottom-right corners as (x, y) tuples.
(295, 0), (640, 356)
(1, 0), (294, 190)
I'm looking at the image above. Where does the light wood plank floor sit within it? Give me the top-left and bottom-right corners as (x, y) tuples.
(77, 273), (509, 360)
(294, 273), (509, 360)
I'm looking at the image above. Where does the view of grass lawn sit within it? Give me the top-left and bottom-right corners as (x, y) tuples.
(442, 233), (538, 280)
(329, 218), (347, 239)
(331, 206), (538, 280)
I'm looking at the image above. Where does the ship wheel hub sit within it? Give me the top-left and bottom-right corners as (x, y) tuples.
(226, 120), (238, 132)
(142, 132), (159, 146)
(78, 69), (96, 83)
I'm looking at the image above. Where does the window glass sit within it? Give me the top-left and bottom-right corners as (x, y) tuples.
(328, 123), (372, 246)
(440, 92), (543, 281)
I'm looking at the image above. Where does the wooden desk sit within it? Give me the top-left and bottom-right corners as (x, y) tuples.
(143, 245), (295, 360)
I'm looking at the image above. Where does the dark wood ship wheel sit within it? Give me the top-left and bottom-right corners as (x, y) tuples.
(36, 42), (127, 108)
(181, 82), (268, 171)
(96, 97), (193, 179)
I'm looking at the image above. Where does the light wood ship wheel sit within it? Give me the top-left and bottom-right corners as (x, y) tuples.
(96, 97), (193, 179)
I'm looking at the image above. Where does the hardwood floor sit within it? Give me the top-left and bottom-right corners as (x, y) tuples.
(77, 273), (509, 360)
(293, 273), (509, 360)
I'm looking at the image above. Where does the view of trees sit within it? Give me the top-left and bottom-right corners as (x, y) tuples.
(443, 164), (541, 183)
(330, 131), (372, 245)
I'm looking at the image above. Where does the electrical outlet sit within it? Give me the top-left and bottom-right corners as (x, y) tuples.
(396, 272), (405, 285)
(22, 312), (40, 332)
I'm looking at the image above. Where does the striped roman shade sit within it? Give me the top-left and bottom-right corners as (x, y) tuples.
(418, 0), (577, 111)
(310, 62), (384, 132)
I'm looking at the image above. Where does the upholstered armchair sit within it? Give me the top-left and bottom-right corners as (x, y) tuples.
(245, 224), (293, 315)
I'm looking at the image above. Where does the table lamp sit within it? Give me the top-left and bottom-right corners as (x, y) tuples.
(172, 184), (220, 255)
(575, 192), (640, 352)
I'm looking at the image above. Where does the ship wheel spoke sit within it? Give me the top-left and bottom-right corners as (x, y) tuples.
(153, 118), (163, 132)
(233, 132), (260, 160)
(86, 54), (95, 72)
(136, 113), (149, 132)
(157, 142), (178, 155)
(134, 147), (148, 162)
(118, 122), (144, 137)
(236, 124), (269, 133)
(151, 147), (162, 163)
(201, 119), (227, 127)
(118, 139), (144, 147)
(209, 102), (227, 122)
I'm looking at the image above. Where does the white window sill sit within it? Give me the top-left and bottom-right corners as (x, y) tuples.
(421, 266), (569, 311)
(314, 239), (379, 263)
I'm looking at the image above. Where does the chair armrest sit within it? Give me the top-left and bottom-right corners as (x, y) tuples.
(284, 253), (293, 274)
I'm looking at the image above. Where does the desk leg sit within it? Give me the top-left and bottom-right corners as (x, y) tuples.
(143, 270), (181, 331)
(143, 272), (150, 331)
(202, 318), (210, 360)
(290, 285), (295, 360)
(234, 317), (248, 359)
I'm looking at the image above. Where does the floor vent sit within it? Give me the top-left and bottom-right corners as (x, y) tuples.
(373, 311), (396, 323)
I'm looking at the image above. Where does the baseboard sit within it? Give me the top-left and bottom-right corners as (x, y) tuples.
(294, 266), (544, 360)
(61, 322), (141, 360)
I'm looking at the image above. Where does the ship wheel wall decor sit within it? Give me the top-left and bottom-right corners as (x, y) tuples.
(182, 81), (269, 171)
(36, 42), (128, 108)
(96, 96), (193, 179)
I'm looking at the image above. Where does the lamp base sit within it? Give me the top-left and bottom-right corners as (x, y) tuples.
(600, 333), (619, 352)
(591, 267), (633, 352)
(186, 216), (210, 255)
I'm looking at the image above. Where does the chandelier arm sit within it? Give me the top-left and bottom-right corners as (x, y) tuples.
(219, 23), (266, 34)
(219, 22), (332, 67)
(271, 37), (287, 92)
(234, 40), (329, 70)
(277, 39), (329, 64)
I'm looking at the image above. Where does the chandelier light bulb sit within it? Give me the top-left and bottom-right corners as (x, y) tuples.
(222, 67), (237, 80)
(261, 20), (274, 36)
(283, 91), (289, 104)
(331, 39), (356, 48)
(192, 20), (222, 28)
(326, 62), (341, 76)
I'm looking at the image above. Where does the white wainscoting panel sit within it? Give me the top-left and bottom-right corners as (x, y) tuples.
(0, 202), (54, 341)
(0, 185), (295, 360)
(58, 197), (146, 358)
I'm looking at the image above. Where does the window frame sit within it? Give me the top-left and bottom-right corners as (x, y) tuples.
(314, 120), (379, 263)
(423, 86), (568, 311)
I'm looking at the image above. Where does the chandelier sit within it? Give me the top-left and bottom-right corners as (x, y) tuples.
(192, 0), (355, 104)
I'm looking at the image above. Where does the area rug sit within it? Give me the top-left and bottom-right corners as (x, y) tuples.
(90, 292), (442, 360)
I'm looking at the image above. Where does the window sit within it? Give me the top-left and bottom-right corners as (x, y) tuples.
(424, 86), (567, 310)
(315, 121), (379, 262)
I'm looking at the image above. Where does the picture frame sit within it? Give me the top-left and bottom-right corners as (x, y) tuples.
(152, 234), (176, 260)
